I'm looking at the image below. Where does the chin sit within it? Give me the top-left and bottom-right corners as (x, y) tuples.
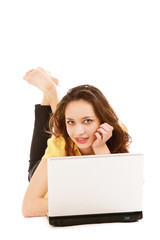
(76, 143), (93, 152)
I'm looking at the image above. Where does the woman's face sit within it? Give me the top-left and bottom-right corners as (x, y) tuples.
(65, 99), (101, 155)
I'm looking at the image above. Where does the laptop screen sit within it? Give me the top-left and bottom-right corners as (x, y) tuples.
(48, 153), (144, 217)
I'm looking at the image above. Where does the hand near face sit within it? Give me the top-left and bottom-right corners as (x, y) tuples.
(92, 123), (114, 154)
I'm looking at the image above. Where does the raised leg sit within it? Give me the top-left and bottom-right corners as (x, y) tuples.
(23, 67), (60, 180)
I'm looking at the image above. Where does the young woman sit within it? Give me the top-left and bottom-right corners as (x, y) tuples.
(22, 67), (131, 217)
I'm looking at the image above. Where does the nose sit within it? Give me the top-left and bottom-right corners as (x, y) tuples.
(75, 124), (85, 135)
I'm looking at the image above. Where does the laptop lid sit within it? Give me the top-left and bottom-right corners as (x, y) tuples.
(48, 153), (144, 224)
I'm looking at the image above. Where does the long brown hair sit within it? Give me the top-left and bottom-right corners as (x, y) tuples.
(49, 84), (132, 155)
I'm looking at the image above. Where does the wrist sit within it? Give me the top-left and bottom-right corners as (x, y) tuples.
(93, 144), (111, 155)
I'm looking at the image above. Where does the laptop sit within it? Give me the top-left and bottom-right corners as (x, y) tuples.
(47, 153), (144, 226)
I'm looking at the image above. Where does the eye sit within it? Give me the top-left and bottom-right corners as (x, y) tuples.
(67, 120), (75, 125)
(84, 119), (92, 124)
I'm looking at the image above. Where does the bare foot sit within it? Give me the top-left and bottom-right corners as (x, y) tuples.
(23, 68), (59, 112)
(23, 68), (55, 92)
(37, 67), (59, 86)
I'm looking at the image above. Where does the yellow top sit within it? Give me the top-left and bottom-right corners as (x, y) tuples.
(43, 135), (81, 199)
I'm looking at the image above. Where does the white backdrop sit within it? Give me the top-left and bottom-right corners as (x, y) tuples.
(0, 0), (160, 239)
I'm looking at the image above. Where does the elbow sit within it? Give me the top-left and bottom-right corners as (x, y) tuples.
(22, 209), (31, 218)
(22, 212), (31, 218)
(22, 202), (32, 218)
(22, 198), (35, 218)
(22, 196), (47, 217)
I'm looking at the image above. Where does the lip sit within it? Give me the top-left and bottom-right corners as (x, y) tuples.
(75, 137), (89, 144)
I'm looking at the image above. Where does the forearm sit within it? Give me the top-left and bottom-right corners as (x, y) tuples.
(22, 197), (48, 217)
(22, 158), (48, 218)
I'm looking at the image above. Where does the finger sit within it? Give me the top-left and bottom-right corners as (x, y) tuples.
(100, 123), (114, 132)
(98, 125), (112, 135)
(97, 127), (113, 141)
(97, 128), (108, 140)
(105, 123), (114, 130)
(97, 128), (107, 135)
(95, 131), (102, 140)
(100, 125), (110, 133)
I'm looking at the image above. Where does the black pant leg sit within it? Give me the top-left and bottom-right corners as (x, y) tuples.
(28, 104), (52, 181)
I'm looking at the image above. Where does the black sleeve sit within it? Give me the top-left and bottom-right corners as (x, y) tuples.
(28, 104), (52, 181)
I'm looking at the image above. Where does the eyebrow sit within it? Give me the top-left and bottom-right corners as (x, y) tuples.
(65, 116), (95, 120)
